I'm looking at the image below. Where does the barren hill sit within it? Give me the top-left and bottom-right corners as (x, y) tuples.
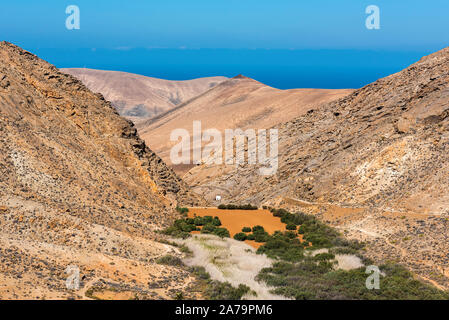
(0, 42), (203, 299)
(61, 68), (227, 124)
(185, 48), (449, 289)
(138, 75), (352, 174)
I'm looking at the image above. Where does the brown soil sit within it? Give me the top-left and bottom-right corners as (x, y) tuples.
(187, 208), (299, 249)
(91, 290), (136, 300)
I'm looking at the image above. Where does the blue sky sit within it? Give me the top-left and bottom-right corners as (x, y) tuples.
(1, 1), (448, 88)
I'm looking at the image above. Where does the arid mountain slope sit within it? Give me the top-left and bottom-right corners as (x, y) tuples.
(61, 68), (227, 124)
(139, 75), (352, 174)
(186, 48), (449, 289)
(187, 49), (449, 211)
(0, 42), (203, 299)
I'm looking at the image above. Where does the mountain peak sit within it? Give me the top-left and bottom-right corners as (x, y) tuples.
(232, 74), (251, 80)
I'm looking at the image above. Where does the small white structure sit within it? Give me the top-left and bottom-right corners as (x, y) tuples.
(215, 195), (222, 201)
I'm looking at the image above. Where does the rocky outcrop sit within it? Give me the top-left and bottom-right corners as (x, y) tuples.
(0, 42), (203, 299)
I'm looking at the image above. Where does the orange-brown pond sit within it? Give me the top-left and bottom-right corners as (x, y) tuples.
(187, 208), (303, 249)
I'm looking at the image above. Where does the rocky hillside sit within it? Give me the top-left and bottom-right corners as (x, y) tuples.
(0, 42), (203, 299)
(62, 68), (227, 124)
(186, 47), (449, 288)
(139, 75), (351, 174)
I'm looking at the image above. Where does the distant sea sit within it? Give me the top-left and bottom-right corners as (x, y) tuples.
(31, 48), (431, 90)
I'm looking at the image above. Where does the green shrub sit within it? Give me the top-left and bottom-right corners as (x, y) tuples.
(217, 204), (258, 210)
(213, 227), (231, 238)
(242, 227), (252, 233)
(212, 216), (222, 226)
(257, 232), (305, 261)
(286, 223), (297, 231)
(252, 225), (265, 233)
(176, 206), (189, 215)
(190, 266), (211, 280)
(256, 207), (449, 300)
(193, 216), (222, 227)
(201, 223), (217, 234)
(234, 233), (247, 241)
(180, 245), (192, 255)
(254, 232), (269, 243)
(194, 216), (205, 226)
(204, 281), (252, 300)
(313, 252), (335, 261)
(271, 208), (289, 217)
(174, 292), (184, 300)
(247, 234), (256, 241)
(161, 226), (190, 239)
(174, 219), (198, 232)
(156, 255), (184, 267)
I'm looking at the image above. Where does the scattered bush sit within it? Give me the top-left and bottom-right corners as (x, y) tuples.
(246, 234), (256, 241)
(201, 223), (218, 234)
(193, 216), (221, 226)
(156, 255), (184, 267)
(200, 224), (230, 238)
(234, 233), (247, 241)
(256, 207), (449, 300)
(218, 204), (258, 210)
(257, 231), (305, 261)
(204, 281), (252, 300)
(176, 206), (189, 215)
(214, 227), (231, 238)
(254, 232), (269, 243)
(270, 208), (289, 217)
(180, 245), (193, 255)
(174, 219), (198, 232)
(174, 292), (184, 300)
(258, 260), (449, 300)
(161, 226), (190, 239)
(286, 223), (297, 231)
(242, 227), (252, 233)
(190, 266), (211, 280)
(163, 215), (229, 239)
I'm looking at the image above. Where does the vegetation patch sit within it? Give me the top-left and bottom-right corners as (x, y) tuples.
(163, 206), (449, 300)
(156, 254), (185, 267)
(205, 281), (253, 300)
(162, 216), (230, 239)
(190, 266), (253, 299)
(255, 208), (449, 300)
(218, 204), (258, 210)
(176, 206), (189, 215)
(233, 233), (247, 241)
